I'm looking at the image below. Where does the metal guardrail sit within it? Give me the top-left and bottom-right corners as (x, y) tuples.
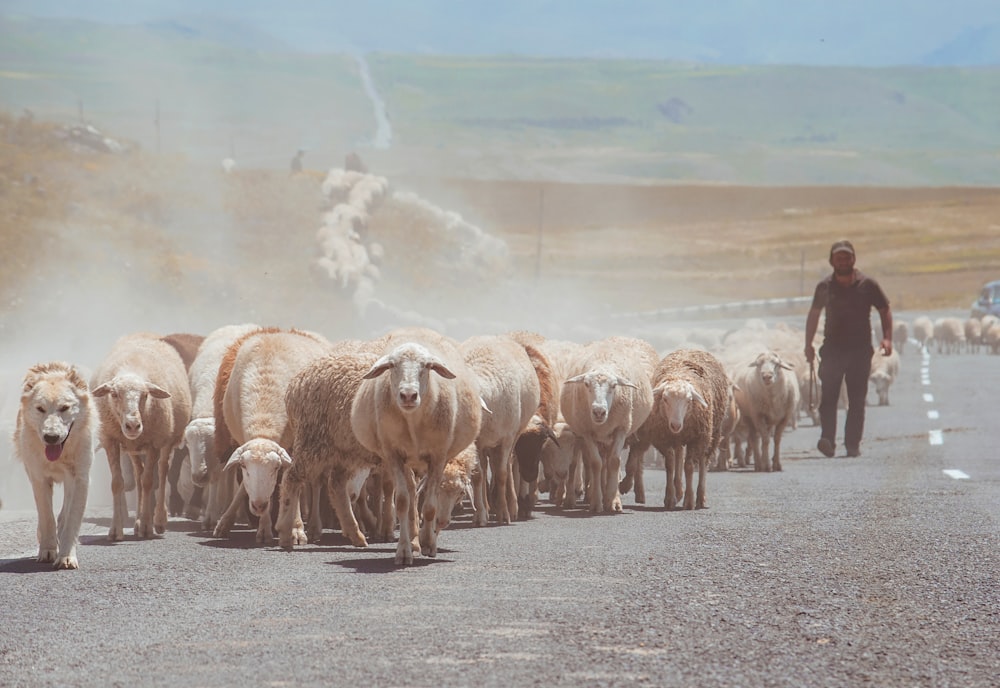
(609, 296), (813, 321)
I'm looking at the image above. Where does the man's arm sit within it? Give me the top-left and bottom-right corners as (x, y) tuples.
(878, 306), (893, 356)
(804, 306), (822, 363)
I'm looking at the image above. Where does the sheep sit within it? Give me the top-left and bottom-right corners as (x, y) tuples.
(213, 328), (333, 544)
(279, 343), (391, 548)
(460, 334), (544, 525)
(731, 350), (799, 473)
(416, 443), (479, 534)
(623, 349), (732, 510)
(560, 336), (656, 514)
(933, 317), (965, 355)
(892, 320), (909, 356)
(160, 332), (205, 520)
(711, 380), (741, 472)
(985, 321), (1000, 354)
(912, 316), (934, 351)
(350, 327), (483, 565)
(963, 317), (983, 354)
(182, 323), (260, 531)
(91, 332), (192, 540)
(869, 348), (900, 406)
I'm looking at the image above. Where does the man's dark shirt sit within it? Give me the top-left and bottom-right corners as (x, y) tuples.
(811, 269), (889, 351)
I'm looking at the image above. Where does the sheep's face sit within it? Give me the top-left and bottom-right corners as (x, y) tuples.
(566, 371), (637, 425)
(364, 343), (457, 413)
(224, 439), (291, 516)
(656, 380), (707, 434)
(751, 352), (792, 387)
(870, 372), (891, 405)
(183, 418), (215, 486)
(92, 372), (171, 441)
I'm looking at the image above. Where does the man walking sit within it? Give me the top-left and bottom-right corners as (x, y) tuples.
(804, 240), (892, 458)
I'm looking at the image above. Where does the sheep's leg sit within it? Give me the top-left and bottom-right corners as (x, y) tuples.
(276, 466), (306, 548)
(131, 452), (154, 539)
(388, 458), (415, 565)
(54, 465), (90, 569)
(471, 456), (489, 526)
(771, 424), (785, 472)
(759, 423), (773, 472)
(255, 503), (273, 543)
(304, 479), (321, 543)
(683, 443), (706, 510)
(581, 440), (603, 513)
(602, 432), (627, 513)
(376, 469), (396, 543)
(490, 440), (516, 525)
(153, 446), (172, 535)
(562, 442), (583, 509)
(419, 459), (446, 558)
(30, 474), (57, 562)
(213, 480), (247, 537)
(619, 440), (647, 504)
(354, 480), (378, 535)
(328, 469), (369, 548)
(661, 447), (676, 509)
(104, 444), (127, 541)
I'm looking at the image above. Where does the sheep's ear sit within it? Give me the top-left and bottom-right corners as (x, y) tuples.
(480, 397), (492, 414)
(564, 374), (586, 385)
(463, 480), (475, 506)
(651, 383), (667, 399)
(778, 360), (794, 371)
(616, 377), (639, 390)
(224, 448), (244, 471)
(544, 424), (561, 448)
(146, 383), (171, 399)
(428, 361), (457, 379)
(362, 357), (394, 379)
(278, 447), (293, 466)
(691, 388), (708, 408)
(91, 382), (112, 397)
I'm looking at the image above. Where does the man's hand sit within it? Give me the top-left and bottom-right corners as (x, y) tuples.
(805, 344), (815, 363)
(880, 339), (892, 357)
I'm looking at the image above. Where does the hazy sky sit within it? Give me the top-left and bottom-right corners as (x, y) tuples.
(3, 0), (1000, 65)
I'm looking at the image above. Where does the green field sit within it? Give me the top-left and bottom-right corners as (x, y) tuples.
(2, 14), (1000, 184)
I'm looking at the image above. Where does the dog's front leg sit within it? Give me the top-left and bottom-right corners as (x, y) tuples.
(30, 476), (57, 563)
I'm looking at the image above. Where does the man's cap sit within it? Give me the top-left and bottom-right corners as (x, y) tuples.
(830, 239), (855, 257)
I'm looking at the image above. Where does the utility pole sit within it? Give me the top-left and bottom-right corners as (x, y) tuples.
(534, 186), (545, 282)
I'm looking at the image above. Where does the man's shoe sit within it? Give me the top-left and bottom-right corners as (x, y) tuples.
(817, 437), (835, 458)
(846, 446), (861, 458)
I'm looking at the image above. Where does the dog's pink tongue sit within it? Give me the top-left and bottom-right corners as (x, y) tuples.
(45, 444), (63, 462)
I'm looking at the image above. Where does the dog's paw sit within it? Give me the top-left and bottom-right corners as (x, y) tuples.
(54, 554), (79, 570)
(37, 548), (56, 563)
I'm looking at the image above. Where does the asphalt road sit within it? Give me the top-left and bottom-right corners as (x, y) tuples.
(1, 341), (997, 688)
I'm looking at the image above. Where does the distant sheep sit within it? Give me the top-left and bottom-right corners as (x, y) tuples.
(91, 332), (192, 540)
(963, 317), (982, 354)
(350, 327), (483, 565)
(912, 316), (934, 351)
(892, 320), (909, 356)
(731, 350), (799, 472)
(933, 317), (965, 355)
(869, 348), (900, 406)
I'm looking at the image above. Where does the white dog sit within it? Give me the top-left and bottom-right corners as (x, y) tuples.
(13, 361), (97, 569)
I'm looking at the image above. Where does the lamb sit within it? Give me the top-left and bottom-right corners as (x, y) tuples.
(350, 327), (483, 565)
(731, 350), (799, 473)
(560, 336), (656, 513)
(912, 316), (934, 351)
(623, 349), (732, 510)
(91, 332), (192, 540)
(182, 323), (260, 531)
(418, 443), (479, 532)
(278, 342), (388, 549)
(212, 328), (333, 544)
(869, 348), (900, 406)
(892, 320), (909, 356)
(460, 334), (543, 525)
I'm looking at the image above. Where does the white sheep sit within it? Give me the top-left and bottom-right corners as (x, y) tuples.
(560, 336), (657, 513)
(933, 317), (965, 355)
(731, 350), (799, 473)
(91, 332), (192, 540)
(963, 317), (982, 354)
(869, 348), (900, 406)
(892, 320), (909, 356)
(213, 328), (333, 544)
(350, 327), (483, 565)
(985, 321), (1000, 354)
(278, 342), (388, 549)
(460, 334), (542, 525)
(182, 323), (260, 531)
(912, 316), (934, 351)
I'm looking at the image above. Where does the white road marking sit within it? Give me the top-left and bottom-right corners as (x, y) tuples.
(923, 393), (934, 402)
(929, 429), (943, 445)
(927, 410), (940, 419)
(943, 469), (970, 480)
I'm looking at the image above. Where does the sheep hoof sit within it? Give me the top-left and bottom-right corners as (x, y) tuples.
(55, 555), (79, 570)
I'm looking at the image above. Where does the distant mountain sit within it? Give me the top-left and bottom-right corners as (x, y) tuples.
(921, 23), (1000, 65)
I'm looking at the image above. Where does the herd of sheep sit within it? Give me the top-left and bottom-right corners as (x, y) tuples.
(37, 296), (993, 567)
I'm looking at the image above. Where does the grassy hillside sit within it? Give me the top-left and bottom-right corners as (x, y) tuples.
(2, 15), (1000, 184)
